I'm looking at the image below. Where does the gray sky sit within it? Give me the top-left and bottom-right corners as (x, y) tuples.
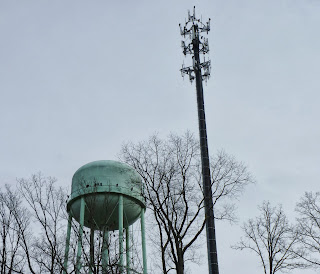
(1, 1), (320, 273)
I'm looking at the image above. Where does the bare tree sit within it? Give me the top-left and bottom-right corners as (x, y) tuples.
(0, 185), (27, 274)
(18, 173), (66, 273)
(16, 175), (144, 274)
(120, 132), (253, 274)
(0, 172), (145, 274)
(295, 191), (320, 268)
(233, 201), (306, 274)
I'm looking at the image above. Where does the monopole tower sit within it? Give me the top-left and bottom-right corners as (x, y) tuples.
(179, 7), (219, 274)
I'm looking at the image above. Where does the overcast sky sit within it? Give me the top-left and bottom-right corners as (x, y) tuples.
(1, 1), (320, 273)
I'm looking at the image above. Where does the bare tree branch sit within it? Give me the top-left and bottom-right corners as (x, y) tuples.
(295, 192), (320, 268)
(120, 131), (253, 274)
(233, 201), (307, 274)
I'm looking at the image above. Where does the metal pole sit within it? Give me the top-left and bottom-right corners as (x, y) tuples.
(76, 197), (85, 274)
(140, 208), (147, 274)
(89, 228), (95, 274)
(102, 228), (109, 274)
(192, 24), (219, 274)
(119, 195), (124, 273)
(63, 214), (72, 274)
(126, 227), (131, 274)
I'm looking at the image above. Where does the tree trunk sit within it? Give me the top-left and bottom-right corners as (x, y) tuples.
(176, 249), (184, 274)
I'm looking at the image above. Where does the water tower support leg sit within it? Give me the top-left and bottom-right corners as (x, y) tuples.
(89, 228), (95, 274)
(119, 195), (124, 273)
(63, 214), (72, 274)
(76, 197), (85, 274)
(126, 227), (130, 274)
(141, 208), (147, 274)
(102, 228), (109, 274)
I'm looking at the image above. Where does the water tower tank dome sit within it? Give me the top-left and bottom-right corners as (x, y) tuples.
(67, 160), (145, 230)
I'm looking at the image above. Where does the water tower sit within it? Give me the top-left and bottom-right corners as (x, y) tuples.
(63, 160), (147, 274)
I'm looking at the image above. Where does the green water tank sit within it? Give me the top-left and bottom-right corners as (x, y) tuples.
(67, 160), (145, 230)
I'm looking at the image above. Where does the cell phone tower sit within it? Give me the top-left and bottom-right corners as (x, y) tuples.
(179, 7), (219, 274)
